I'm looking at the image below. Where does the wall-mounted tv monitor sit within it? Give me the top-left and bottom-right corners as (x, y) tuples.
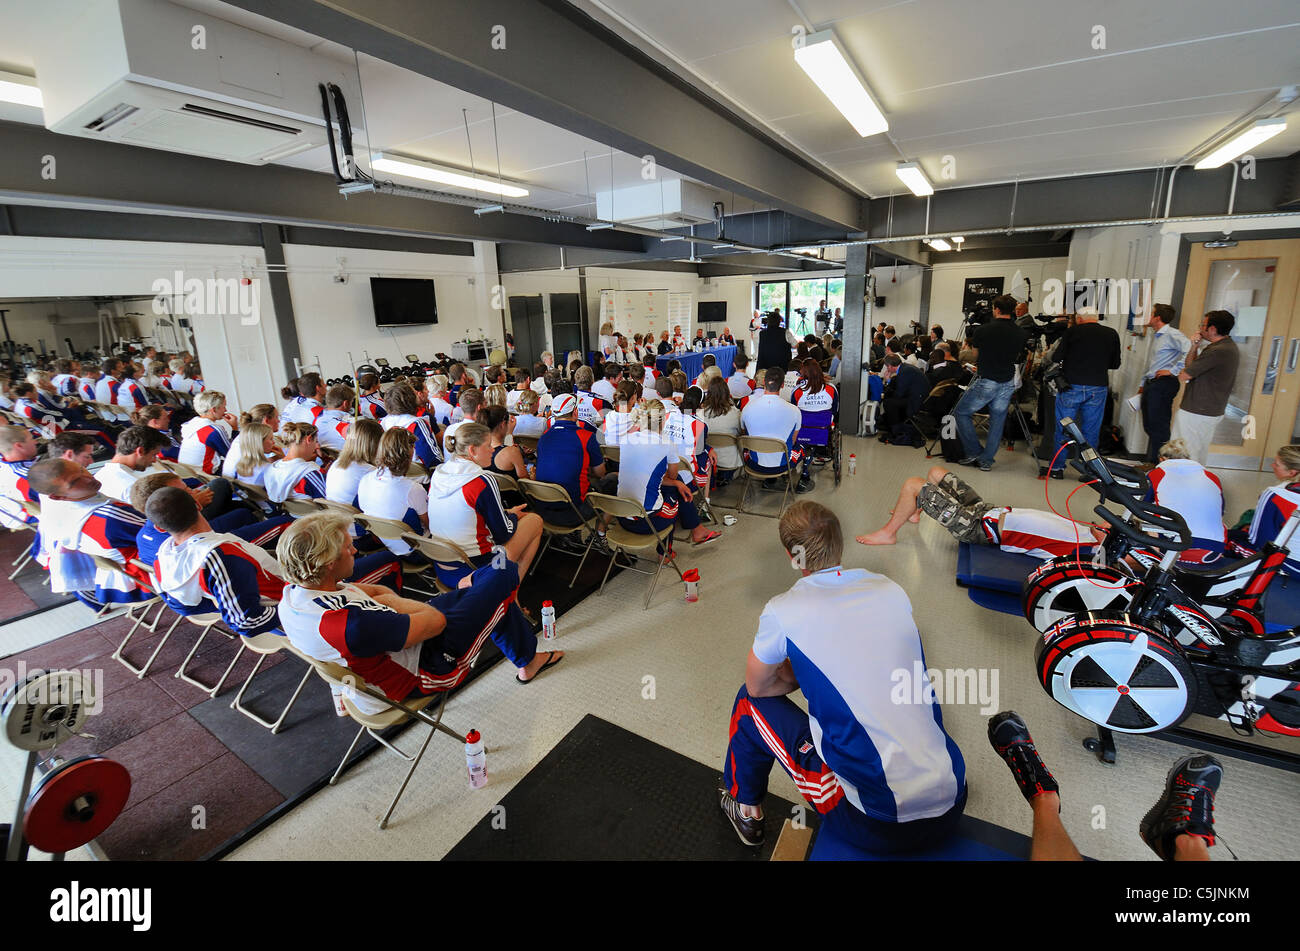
(697, 300), (727, 324)
(371, 277), (438, 328)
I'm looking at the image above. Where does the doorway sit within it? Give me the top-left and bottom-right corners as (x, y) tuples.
(1178, 238), (1300, 471)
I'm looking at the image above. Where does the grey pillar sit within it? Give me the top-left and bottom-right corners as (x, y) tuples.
(259, 224), (302, 381)
(918, 267), (933, 331)
(840, 245), (869, 433)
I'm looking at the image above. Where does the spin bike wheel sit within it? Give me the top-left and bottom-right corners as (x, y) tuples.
(1022, 556), (1135, 633)
(1035, 611), (1196, 733)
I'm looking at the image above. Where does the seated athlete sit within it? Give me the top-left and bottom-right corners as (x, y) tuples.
(28, 457), (152, 608)
(357, 372), (387, 421)
(356, 427), (429, 558)
(1239, 445), (1300, 575)
(265, 423), (328, 503)
(534, 393), (611, 526)
(315, 383), (355, 453)
(326, 417), (382, 508)
(276, 513), (560, 710)
(381, 381), (442, 469)
(281, 372), (326, 427)
(0, 425), (43, 564)
(179, 390), (238, 474)
(988, 710), (1224, 862)
(616, 400), (719, 546)
(719, 501), (966, 851)
(1145, 438), (1225, 564)
(222, 422), (278, 488)
(739, 366), (811, 494)
(130, 472), (270, 565)
(426, 421), (543, 587)
(856, 466), (1101, 559)
(132, 404), (181, 460)
(573, 366), (610, 429)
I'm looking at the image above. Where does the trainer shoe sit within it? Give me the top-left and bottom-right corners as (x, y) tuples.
(978, 459), (994, 471)
(958, 456), (980, 467)
(718, 787), (764, 846)
(795, 476), (815, 494)
(1139, 754), (1222, 861)
(987, 711), (1059, 804)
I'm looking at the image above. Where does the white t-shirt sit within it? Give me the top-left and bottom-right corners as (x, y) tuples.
(326, 461), (374, 508)
(752, 567), (966, 823)
(740, 392), (802, 467)
(592, 378), (617, 403)
(356, 468), (427, 556)
(223, 451), (271, 487)
(617, 432), (676, 514)
(95, 461), (145, 505)
(513, 414), (545, 438)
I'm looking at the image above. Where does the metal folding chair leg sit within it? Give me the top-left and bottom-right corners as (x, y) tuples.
(570, 529), (600, 587)
(8, 543), (33, 581)
(113, 609), (184, 678)
(230, 654), (312, 733)
(643, 533), (682, 609)
(378, 692), (447, 830)
(175, 619), (241, 697)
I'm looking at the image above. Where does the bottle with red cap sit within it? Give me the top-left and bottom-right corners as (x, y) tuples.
(540, 601), (557, 647)
(465, 730), (487, 788)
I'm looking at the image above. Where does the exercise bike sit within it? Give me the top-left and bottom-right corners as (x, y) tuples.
(1032, 422), (1300, 737)
(1023, 424), (1298, 641)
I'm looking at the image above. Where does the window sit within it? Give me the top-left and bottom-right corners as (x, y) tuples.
(754, 278), (845, 335)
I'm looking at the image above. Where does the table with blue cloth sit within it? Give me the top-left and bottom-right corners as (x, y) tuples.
(656, 345), (737, 381)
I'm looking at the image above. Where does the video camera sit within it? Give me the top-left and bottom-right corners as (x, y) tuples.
(962, 299), (993, 326)
(1020, 312), (1068, 350)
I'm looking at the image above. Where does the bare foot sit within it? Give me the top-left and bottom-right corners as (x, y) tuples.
(855, 528), (897, 546)
(518, 649), (565, 682)
(909, 511), (921, 523)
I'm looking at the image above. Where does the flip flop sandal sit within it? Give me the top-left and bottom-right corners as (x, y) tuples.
(516, 651), (563, 685)
(693, 530), (722, 546)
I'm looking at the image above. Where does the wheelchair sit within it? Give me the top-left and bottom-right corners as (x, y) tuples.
(1032, 418), (1300, 737)
(796, 400), (842, 486)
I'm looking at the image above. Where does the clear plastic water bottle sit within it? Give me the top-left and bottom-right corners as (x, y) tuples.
(465, 729), (487, 789)
(540, 600), (557, 647)
(848, 453), (857, 475)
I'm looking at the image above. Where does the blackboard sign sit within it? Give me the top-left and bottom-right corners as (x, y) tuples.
(962, 277), (1004, 314)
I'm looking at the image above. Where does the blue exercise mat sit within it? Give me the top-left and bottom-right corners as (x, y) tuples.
(810, 813), (1031, 861)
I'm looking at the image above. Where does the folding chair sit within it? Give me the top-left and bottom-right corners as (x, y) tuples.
(584, 492), (684, 608)
(484, 470), (524, 503)
(97, 555), (179, 678)
(228, 632), (313, 733)
(305, 657), (469, 829)
(514, 435), (539, 455)
(736, 436), (798, 517)
(174, 612), (243, 697)
(354, 514), (439, 596)
(403, 534), (475, 594)
(517, 479), (599, 584)
(7, 499), (42, 580)
(314, 498), (361, 518)
(600, 443), (621, 464)
(281, 497), (326, 518)
(158, 459), (202, 481)
(234, 479), (274, 510)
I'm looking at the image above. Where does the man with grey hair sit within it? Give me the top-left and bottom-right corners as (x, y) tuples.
(572, 365), (610, 428)
(1045, 306), (1121, 479)
(719, 500), (967, 852)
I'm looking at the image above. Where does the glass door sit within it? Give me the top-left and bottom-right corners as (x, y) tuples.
(1179, 239), (1300, 470)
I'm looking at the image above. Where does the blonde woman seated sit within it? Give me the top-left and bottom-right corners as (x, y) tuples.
(357, 428), (429, 558)
(276, 513), (560, 701)
(326, 417), (382, 509)
(617, 399), (720, 546)
(179, 389), (238, 474)
(426, 421), (544, 588)
(265, 422), (328, 502)
(222, 422), (278, 487)
(700, 378), (742, 483)
(239, 402), (280, 435)
(483, 384), (510, 410)
(512, 389), (546, 439)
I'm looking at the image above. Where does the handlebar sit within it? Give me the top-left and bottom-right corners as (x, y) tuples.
(1059, 416), (1192, 552)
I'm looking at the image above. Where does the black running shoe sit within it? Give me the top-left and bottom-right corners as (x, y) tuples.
(1139, 754), (1222, 861)
(718, 788), (764, 846)
(795, 477), (815, 494)
(987, 711), (1059, 804)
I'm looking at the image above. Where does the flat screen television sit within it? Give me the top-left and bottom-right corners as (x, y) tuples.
(697, 300), (727, 324)
(371, 277), (438, 328)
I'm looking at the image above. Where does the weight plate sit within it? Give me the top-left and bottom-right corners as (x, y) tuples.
(2, 669), (96, 752)
(24, 756), (131, 853)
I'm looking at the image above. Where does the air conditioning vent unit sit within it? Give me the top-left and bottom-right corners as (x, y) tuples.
(31, 0), (361, 165)
(597, 179), (763, 231)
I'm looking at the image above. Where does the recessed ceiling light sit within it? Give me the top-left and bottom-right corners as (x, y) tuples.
(895, 161), (934, 197)
(794, 30), (888, 137)
(0, 72), (42, 109)
(370, 152), (529, 198)
(1193, 118), (1287, 170)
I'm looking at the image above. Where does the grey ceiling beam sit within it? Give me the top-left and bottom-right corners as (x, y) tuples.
(865, 158), (1300, 239)
(219, 0), (864, 230)
(0, 121), (644, 251)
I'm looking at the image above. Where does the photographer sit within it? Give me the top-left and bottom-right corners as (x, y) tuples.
(1044, 307), (1121, 479)
(954, 295), (1028, 471)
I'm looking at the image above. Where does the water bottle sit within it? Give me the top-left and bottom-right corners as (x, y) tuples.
(539, 600), (557, 647)
(465, 729), (487, 789)
(848, 453), (857, 475)
(683, 568), (700, 602)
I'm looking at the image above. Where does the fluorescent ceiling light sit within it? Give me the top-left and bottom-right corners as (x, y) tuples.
(371, 152), (529, 198)
(927, 238), (952, 251)
(1193, 118), (1287, 169)
(895, 161), (933, 197)
(794, 30), (887, 137)
(0, 72), (42, 109)
(951, 236), (965, 243)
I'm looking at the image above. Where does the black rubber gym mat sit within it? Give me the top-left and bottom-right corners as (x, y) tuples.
(444, 714), (816, 861)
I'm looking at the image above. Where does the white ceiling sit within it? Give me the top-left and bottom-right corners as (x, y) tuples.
(572, 0), (1300, 195)
(1, 0), (1296, 220)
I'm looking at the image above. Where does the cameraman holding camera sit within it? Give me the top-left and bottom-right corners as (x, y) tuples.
(954, 295), (1028, 471)
(1043, 306), (1121, 478)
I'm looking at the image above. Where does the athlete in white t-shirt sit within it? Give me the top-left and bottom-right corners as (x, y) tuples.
(739, 368), (807, 487)
(720, 500), (966, 850)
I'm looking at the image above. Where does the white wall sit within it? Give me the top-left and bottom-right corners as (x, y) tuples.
(929, 256), (1070, 329)
(281, 241), (502, 381)
(0, 236), (284, 413)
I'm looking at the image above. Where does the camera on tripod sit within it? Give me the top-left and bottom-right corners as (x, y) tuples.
(1041, 361), (1071, 395)
(963, 299), (992, 326)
